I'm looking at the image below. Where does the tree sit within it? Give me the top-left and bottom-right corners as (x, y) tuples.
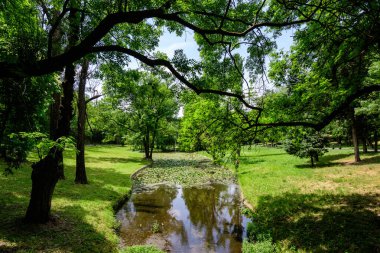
(285, 130), (329, 167)
(2, 0), (380, 223)
(103, 68), (178, 159)
(75, 59), (90, 184)
(179, 93), (250, 163)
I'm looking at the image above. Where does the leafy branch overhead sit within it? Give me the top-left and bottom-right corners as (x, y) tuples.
(1, 0), (380, 130)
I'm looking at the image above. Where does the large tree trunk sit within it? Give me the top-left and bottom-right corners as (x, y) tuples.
(25, 65), (76, 223)
(25, 148), (60, 223)
(49, 10), (64, 180)
(24, 1), (80, 223)
(351, 110), (361, 162)
(54, 63), (75, 180)
(374, 131), (378, 153)
(75, 60), (89, 184)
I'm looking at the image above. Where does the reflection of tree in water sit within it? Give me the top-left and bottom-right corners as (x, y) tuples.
(119, 186), (188, 247)
(182, 184), (245, 252)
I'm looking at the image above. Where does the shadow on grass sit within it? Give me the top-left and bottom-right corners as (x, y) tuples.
(295, 152), (380, 169)
(0, 205), (115, 253)
(320, 153), (353, 163)
(239, 157), (266, 165)
(253, 192), (380, 252)
(0, 150), (147, 252)
(356, 154), (380, 165)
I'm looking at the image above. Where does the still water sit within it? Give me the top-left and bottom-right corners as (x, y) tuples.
(116, 183), (249, 252)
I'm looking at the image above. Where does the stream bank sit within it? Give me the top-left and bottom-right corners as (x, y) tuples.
(117, 153), (250, 253)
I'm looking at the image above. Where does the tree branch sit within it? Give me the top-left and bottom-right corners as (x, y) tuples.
(242, 85), (380, 131)
(0, 5), (317, 78)
(91, 45), (262, 111)
(85, 94), (102, 104)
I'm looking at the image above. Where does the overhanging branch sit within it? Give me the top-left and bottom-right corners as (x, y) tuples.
(91, 45), (263, 111)
(242, 85), (380, 131)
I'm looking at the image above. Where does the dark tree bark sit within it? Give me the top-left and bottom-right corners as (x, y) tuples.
(0, 105), (11, 145)
(75, 60), (89, 184)
(49, 10), (65, 180)
(25, 148), (60, 223)
(143, 130), (151, 159)
(310, 156), (315, 167)
(374, 131), (378, 152)
(25, 3), (80, 223)
(350, 108), (361, 162)
(362, 136), (368, 153)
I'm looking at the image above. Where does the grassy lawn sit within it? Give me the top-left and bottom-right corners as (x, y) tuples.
(237, 146), (380, 252)
(0, 145), (149, 253)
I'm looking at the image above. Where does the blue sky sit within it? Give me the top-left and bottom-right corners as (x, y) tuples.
(156, 28), (294, 60)
(129, 27), (294, 74)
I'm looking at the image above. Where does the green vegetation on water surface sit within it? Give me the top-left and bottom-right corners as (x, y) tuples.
(235, 146), (380, 253)
(1, 146), (379, 253)
(0, 146), (149, 253)
(134, 152), (236, 187)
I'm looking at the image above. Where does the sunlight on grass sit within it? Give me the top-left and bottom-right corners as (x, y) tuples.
(0, 145), (148, 252)
(235, 146), (380, 252)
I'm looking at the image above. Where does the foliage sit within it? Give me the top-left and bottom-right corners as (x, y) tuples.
(102, 67), (178, 158)
(178, 93), (249, 163)
(284, 130), (329, 167)
(231, 146), (380, 252)
(0, 145), (149, 252)
(2, 132), (75, 174)
(242, 239), (275, 253)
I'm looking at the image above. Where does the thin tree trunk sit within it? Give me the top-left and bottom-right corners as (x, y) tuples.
(236, 143), (241, 157)
(150, 130), (156, 159)
(351, 111), (361, 162)
(374, 131), (378, 153)
(75, 60), (89, 184)
(362, 137), (368, 153)
(310, 156), (314, 167)
(143, 131), (150, 159)
(0, 105), (11, 146)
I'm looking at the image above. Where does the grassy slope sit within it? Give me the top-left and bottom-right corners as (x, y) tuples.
(237, 146), (380, 252)
(0, 146), (149, 253)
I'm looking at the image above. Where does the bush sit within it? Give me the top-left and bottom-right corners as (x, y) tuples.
(242, 239), (276, 253)
(284, 132), (328, 167)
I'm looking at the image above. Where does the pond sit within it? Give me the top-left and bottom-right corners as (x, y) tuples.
(116, 183), (250, 252)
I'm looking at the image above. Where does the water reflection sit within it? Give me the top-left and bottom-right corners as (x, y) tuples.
(117, 184), (249, 252)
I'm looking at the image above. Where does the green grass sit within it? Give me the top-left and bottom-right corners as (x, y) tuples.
(0, 145), (149, 253)
(235, 146), (380, 252)
(120, 245), (164, 253)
